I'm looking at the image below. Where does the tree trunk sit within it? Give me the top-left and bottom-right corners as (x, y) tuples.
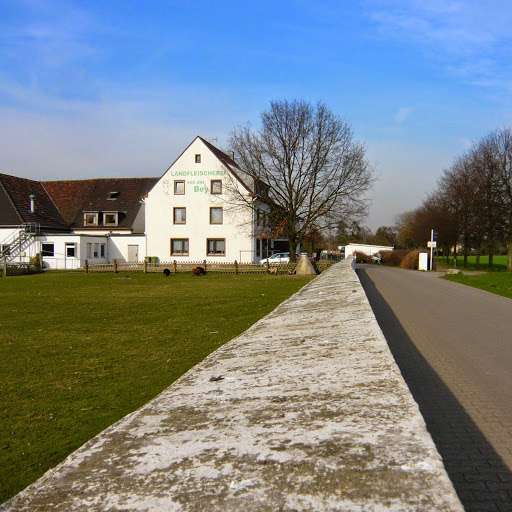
(288, 233), (299, 264)
(475, 245), (481, 269)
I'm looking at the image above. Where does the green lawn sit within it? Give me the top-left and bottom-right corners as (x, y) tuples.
(437, 254), (508, 270)
(443, 271), (512, 299)
(0, 271), (313, 503)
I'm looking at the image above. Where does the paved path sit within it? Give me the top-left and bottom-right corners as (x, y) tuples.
(357, 265), (512, 512)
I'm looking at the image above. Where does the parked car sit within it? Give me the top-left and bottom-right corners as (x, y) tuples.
(259, 252), (300, 266)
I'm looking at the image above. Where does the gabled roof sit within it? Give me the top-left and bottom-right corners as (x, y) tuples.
(198, 137), (254, 194)
(0, 173), (158, 231)
(43, 177), (159, 230)
(0, 174), (68, 229)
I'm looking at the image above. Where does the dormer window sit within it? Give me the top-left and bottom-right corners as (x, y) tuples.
(103, 212), (119, 226)
(108, 191), (119, 200)
(84, 212), (99, 226)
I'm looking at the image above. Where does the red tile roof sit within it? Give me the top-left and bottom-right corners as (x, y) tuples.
(0, 173), (158, 231)
(0, 174), (67, 229)
(43, 177), (159, 230)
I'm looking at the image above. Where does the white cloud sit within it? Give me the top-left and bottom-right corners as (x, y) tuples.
(364, 0), (512, 87)
(394, 107), (413, 124)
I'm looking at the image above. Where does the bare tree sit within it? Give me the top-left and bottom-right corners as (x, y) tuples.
(228, 99), (375, 262)
(486, 127), (512, 270)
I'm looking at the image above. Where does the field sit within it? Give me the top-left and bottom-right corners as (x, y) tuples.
(436, 255), (508, 270)
(0, 271), (314, 503)
(443, 271), (512, 299)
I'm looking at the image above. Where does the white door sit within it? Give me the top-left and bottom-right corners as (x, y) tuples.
(128, 245), (139, 262)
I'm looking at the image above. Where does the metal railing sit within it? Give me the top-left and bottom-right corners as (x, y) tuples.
(0, 224), (40, 260)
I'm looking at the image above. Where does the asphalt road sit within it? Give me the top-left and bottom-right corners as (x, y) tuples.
(357, 265), (512, 512)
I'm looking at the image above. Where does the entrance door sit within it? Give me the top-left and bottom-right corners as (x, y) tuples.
(127, 245), (139, 262)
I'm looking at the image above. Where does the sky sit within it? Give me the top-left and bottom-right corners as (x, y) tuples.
(1, 0), (512, 230)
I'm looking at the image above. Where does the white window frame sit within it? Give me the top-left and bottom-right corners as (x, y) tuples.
(103, 212), (118, 226)
(65, 243), (76, 258)
(84, 212), (99, 226)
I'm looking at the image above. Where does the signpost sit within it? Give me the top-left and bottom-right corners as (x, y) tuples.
(428, 230), (437, 270)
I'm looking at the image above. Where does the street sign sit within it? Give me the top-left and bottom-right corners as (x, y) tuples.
(427, 241), (437, 248)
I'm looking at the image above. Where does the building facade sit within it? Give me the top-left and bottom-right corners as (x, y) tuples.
(1, 136), (286, 268)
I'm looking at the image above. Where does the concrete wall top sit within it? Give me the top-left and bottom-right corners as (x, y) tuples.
(2, 258), (463, 511)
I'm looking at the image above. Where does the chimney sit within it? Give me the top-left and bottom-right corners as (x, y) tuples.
(29, 194), (36, 213)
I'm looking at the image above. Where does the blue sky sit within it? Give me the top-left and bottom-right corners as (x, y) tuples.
(1, 0), (512, 230)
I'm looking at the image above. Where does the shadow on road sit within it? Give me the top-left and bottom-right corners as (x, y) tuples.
(357, 267), (512, 512)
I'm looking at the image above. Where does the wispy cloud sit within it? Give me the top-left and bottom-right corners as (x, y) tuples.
(394, 106), (414, 124)
(364, 0), (512, 88)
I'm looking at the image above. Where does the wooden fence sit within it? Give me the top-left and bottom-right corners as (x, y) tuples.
(84, 259), (336, 275)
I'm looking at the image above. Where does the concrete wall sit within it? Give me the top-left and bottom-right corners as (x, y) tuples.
(2, 258), (463, 511)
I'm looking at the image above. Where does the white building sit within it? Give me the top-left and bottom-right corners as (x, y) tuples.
(340, 243), (394, 258)
(145, 136), (259, 263)
(0, 136), (289, 268)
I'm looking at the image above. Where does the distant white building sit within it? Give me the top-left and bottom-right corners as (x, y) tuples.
(340, 243), (394, 258)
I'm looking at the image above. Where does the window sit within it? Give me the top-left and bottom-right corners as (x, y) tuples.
(171, 238), (189, 256)
(103, 212), (118, 226)
(100, 244), (106, 258)
(207, 238), (225, 256)
(210, 207), (223, 224)
(65, 243), (76, 258)
(42, 243), (54, 257)
(173, 207), (186, 224)
(211, 180), (222, 194)
(84, 212), (98, 226)
(107, 191), (119, 200)
(255, 180), (269, 198)
(174, 180), (185, 195)
(93, 243), (99, 258)
(195, 154), (201, 163)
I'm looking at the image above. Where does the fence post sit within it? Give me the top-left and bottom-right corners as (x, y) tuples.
(84, 259), (88, 274)
(203, 260), (207, 272)
(144, 260), (147, 273)
(3, 258), (7, 277)
(235, 260), (239, 274)
(173, 260), (177, 274)
(113, 259), (118, 273)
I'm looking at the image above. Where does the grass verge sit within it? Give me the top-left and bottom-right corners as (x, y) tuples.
(436, 255), (508, 270)
(443, 271), (512, 300)
(0, 271), (313, 502)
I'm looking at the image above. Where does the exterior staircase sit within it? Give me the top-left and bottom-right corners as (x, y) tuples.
(0, 224), (40, 262)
